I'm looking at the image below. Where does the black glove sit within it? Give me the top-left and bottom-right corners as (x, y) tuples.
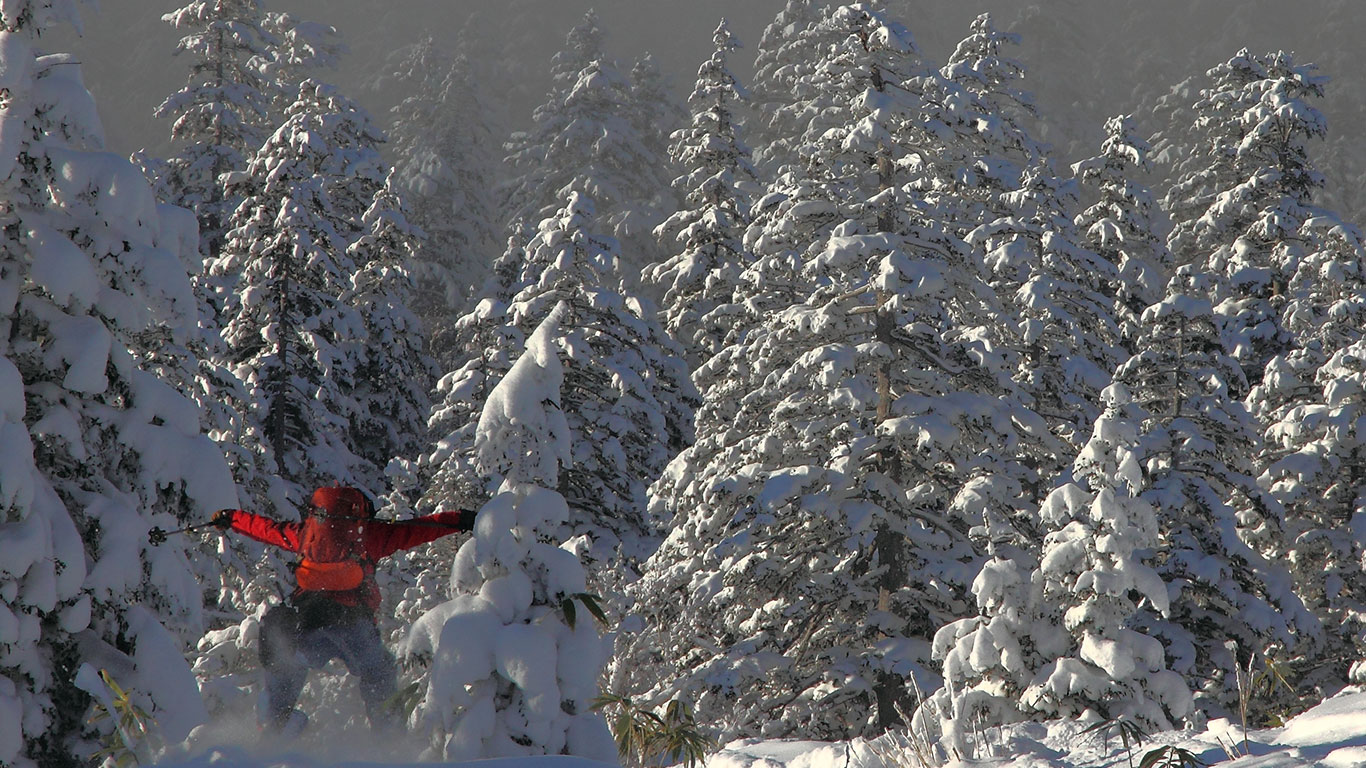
(211, 509), (236, 530)
(459, 509), (478, 531)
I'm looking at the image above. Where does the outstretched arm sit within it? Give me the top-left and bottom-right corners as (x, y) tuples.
(217, 509), (303, 552)
(364, 509), (477, 560)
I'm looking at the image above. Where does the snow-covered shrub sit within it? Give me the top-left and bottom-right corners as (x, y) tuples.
(406, 305), (615, 761)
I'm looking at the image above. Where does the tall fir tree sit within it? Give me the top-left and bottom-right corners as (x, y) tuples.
(936, 12), (1044, 236)
(1164, 50), (1310, 266)
(1072, 115), (1173, 347)
(500, 10), (605, 240)
(146, 0), (294, 634)
(1197, 52), (1328, 387)
(613, 3), (1055, 740)
(258, 9), (345, 120)
(212, 80), (387, 495)
(1262, 337), (1366, 691)
(968, 162), (1123, 465)
(1022, 384), (1194, 728)
(1115, 284), (1318, 717)
(387, 38), (499, 368)
(923, 384), (1195, 755)
(1255, 216), (1366, 690)
(0, 4), (238, 763)
(748, 0), (822, 174)
(644, 19), (759, 368)
(152, 0), (274, 257)
(501, 15), (671, 286)
(345, 174), (436, 476)
(425, 193), (695, 573)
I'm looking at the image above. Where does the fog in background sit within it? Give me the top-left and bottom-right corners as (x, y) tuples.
(53, 0), (1366, 220)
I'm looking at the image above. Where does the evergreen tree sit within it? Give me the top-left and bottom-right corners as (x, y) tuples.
(1256, 217), (1366, 690)
(1072, 115), (1173, 346)
(1022, 384), (1193, 729)
(501, 16), (670, 284)
(748, 0), (822, 174)
(1210, 52), (1327, 385)
(405, 305), (616, 762)
(345, 174), (436, 475)
(212, 80), (386, 494)
(0, 4), (236, 763)
(421, 239), (528, 519)
(153, 0), (274, 257)
(1116, 285), (1318, 717)
(147, 0), (294, 638)
(613, 4), (1054, 740)
(968, 162), (1123, 462)
(937, 14), (1120, 478)
(923, 385), (1197, 751)
(1262, 339), (1366, 690)
(644, 19), (759, 367)
(387, 38), (499, 367)
(500, 10), (605, 240)
(258, 9), (345, 119)
(1164, 50), (1310, 266)
(937, 12), (1044, 235)
(426, 193), (695, 571)
(1160, 50), (1332, 392)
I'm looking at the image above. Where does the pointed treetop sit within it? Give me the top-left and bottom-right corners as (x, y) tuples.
(713, 17), (741, 52)
(475, 301), (572, 488)
(551, 9), (605, 88)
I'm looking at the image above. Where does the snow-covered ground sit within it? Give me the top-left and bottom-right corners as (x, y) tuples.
(156, 689), (1366, 768)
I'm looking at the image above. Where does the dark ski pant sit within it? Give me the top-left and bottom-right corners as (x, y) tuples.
(259, 599), (397, 729)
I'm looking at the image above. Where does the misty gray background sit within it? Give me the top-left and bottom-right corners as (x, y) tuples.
(52, 1), (1366, 221)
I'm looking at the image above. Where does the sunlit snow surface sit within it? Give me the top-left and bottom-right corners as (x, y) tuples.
(158, 689), (1366, 768)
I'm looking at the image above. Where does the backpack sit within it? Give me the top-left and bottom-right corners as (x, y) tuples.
(294, 486), (375, 593)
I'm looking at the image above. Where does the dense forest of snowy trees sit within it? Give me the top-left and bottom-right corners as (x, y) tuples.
(6, 1), (1366, 766)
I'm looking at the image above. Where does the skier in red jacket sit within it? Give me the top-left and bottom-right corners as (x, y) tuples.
(212, 486), (475, 733)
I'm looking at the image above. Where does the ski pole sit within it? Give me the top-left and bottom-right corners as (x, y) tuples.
(148, 521), (222, 546)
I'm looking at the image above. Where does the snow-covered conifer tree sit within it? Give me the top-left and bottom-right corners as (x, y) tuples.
(403, 304), (616, 762)
(923, 384), (1194, 749)
(501, 20), (670, 286)
(1022, 385), (1193, 728)
(0, 4), (237, 763)
(387, 39), (499, 366)
(1190, 52), (1328, 385)
(345, 175), (436, 474)
(1164, 50), (1306, 265)
(936, 12), (1043, 234)
(1261, 339), (1366, 688)
(968, 163), (1123, 462)
(1115, 285), (1318, 716)
(259, 9), (344, 119)
(212, 79), (386, 493)
(146, 0), (295, 634)
(1072, 115), (1173, 346)
(1256, 217), (1366, 688)
(614, 4), (1056, 740)
(627, 51), (686, 179)
(644, 19), (759, 367)
(935, 15), (1120, 475)
(152, 0), (274, 256)
(426, 193), (695, 571)
(748, 0), (822, 173)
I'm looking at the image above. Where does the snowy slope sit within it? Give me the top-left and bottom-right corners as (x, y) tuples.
(157, 689), (1366, 768)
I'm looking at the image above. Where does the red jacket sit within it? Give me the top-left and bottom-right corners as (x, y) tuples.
(226, 508), (475, 615)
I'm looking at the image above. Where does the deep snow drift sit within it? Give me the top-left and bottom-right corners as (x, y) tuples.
(156, 688), (1366, 768)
